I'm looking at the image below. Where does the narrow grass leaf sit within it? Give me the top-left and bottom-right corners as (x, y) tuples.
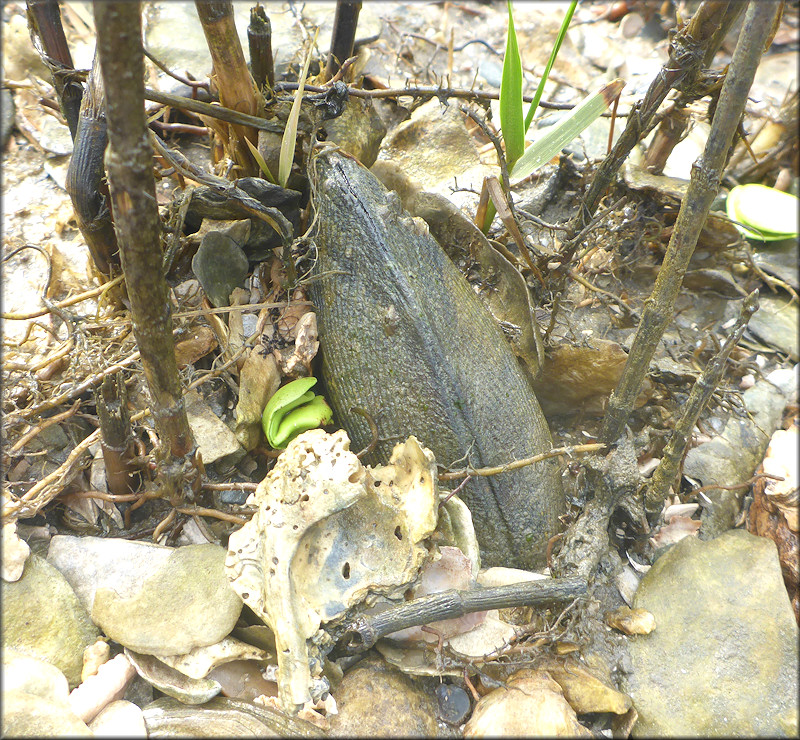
(244, 137), (276, 183)
(523, 0), (578, 133)
(500, 1), (525, 168)
(279, 29), (318, 187)
(510, 79), (624, 184)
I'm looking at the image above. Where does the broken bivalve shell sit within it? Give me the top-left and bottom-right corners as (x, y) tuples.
(225, 429), (439, 710)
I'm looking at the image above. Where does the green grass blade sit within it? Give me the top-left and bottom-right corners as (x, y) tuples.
(500, 1), (524, 168)
(279, 29), (318, 187)
(523, 0), (577, 133)
(244, 137), (276, 183)
(510, 79), (624, 184)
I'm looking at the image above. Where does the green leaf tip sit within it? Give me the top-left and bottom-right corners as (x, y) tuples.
(510, 79), (624, 184)
(726, 183), (799, 241)
(500, 0), (525, 168)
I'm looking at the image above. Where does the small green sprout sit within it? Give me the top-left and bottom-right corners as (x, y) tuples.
(262, 377), (333, 449)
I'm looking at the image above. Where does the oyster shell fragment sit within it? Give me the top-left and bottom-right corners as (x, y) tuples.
(225, 429), (439, 710)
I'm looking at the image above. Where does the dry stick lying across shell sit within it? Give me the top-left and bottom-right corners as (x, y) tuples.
(335, 576), (588, 655)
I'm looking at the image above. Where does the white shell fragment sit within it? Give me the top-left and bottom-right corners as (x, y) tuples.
(124, 650), (221, 705)
(225, 429), (439, 710)
(154, 636), (271, 680)
(1, 522), (30, 582)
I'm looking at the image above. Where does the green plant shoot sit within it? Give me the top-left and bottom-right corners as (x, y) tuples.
(262, 377), (333, 449)
(510, 79), (624, 184)
(279, 28), (318, 187)
(486, 0), (578, 232)
(523, 0), (578, 132)
(499, 0), (525, 169)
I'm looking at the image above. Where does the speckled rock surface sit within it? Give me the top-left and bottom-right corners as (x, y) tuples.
(624, 530), (799, 737)
(329, 655), (440, 737)
(91, 544), (243, 655)
(1, 554), (99, 687)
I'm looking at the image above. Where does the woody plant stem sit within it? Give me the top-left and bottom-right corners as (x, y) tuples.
(94, 2), (194, 463)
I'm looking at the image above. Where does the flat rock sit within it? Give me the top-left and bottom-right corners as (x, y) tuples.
(1, 691), (92, 737)
(1, 650), (69, 702)
(624, 529), (799, 737)
(1, 554), (99, 687)
(375, 99), (493, 207)
(464, 669), (591, 737)
(747, 291), (799, 361)
(91, 543), (242, 655)
(683, 369), (792, 537)
(184, 389), (246, 467)
(89, 699), (147, 737)
(191, 231), (249, 308)
(47, 535), (174, 612)
(328, 655), (439, 737)
(323, 96), (386, 168)
(752, 238), (800, 290)
(48, 536), (242, 655)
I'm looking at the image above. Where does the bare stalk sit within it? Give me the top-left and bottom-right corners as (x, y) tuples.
(26, 0), (83, 139)
(601, 0), (782, 443)
(93, 1), (193, 462)
(195, 0), (259, 176)
(325, 0), (361, 81)
(65, 50), (118, 276)
(95, 373), (135, 496)
(248, 5), (274, 91)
